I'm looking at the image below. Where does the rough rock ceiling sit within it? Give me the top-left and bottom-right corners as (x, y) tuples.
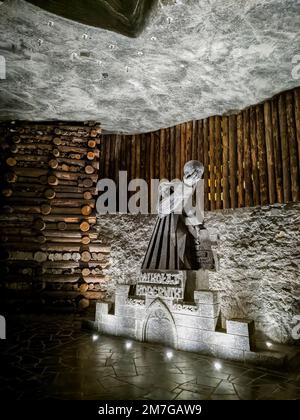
(25, 0), (156, 37)
(0, 0), (299, 134)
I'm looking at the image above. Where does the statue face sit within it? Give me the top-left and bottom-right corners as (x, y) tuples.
(183, 160), (204, 186)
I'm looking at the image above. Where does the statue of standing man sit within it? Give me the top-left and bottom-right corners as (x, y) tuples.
(142, 160), (216, 272)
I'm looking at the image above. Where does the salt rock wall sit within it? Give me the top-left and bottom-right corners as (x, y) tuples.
(97, 203), (300, 344)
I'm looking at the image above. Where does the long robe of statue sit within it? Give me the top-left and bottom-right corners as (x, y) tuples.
(142, 160), (216, 271)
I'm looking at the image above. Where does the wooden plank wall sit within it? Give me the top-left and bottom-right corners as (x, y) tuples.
(100, 87), (300, 211)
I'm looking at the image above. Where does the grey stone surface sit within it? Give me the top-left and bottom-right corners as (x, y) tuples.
(0, 0), (300, 133)
(226, 319), (255, 337)
(194, 290), (220, 305)
(97, 203), (300, 343)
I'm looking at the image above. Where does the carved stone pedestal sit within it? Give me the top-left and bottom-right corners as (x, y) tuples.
(95, 270), (260, 363)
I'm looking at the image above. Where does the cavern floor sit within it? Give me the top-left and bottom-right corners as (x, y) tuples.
(0, 315), (299, 400)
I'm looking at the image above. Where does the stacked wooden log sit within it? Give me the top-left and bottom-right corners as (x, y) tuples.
(0, 121), (109, 311)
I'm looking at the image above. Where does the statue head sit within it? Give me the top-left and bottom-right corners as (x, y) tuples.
(183, 160), (204, 186)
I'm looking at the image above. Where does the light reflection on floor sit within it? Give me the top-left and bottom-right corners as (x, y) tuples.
(0, 315), (299, 400)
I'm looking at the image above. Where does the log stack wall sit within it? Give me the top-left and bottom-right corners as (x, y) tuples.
(0, 121), (109, 311)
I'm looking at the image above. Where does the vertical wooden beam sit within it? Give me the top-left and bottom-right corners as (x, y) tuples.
(203, 118), (210, 211)
(170, 126), (176, 180)
(278, 94), (291, 203)
(115, 134), (122, 183)
(197, 120), (204, 165)
(145, 133), (151, 212)
(192, 120), (198, 159)
(243, 109), (253, 207)
(256, 105), (268, 205)
(150, 132), (156, 182)
(222, 116), (230, 209)
(140, 133), (146, 181)
(286, 91), (300, 202)
(126, 135), (131, 182)
(165, 127), (170, 180)
(250, 107), (260, 206)
(237, 113), (244, 208)
(209, 117), (216, 210)
(175, 125), (181, 179)
(228, 115), (237, 209)
(131, 135), (136, 183)
(180, 123), (186, 176)
(215, 116), (222, 210)
(109, 135), (115, 181)
(264, 101), (276, 204)
(104, 135), (111, 179)
(135, 133), (141, 180)
(120, 135), (127, 171)
(294, 87), (300, 170)
(99, 135), (106, 179)
(155, 131), (160, 180)
(271, 98), (283, 203)
(186, 121), (193, 162)
(160, 128), (166, 179)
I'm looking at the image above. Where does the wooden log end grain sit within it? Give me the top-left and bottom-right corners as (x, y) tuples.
(81, 268), (91, 277)
(81, 251), (91, 262)
(48, 175), (58, 186)
(41, 204), (52, 215)
(6, 172), (17, 183)
(81, 236), (91, 245)
(49, 159), (59, 169)
(87, 151), (95, 161)
(34, 251), (47, 263)
(79, 283), (89, 294)
(53, 148), (60, 158)
(58, 221), (67, 231)
(85, 165), (95, 174)
(80, 221), (90, 232)
(81, 205), (92, 216)
(89, 129), (99, 138)
(88, 140), (97, 149)
(12, 135), (21, 144)
(82, 178), (93, 188)
(2, 188), (13, 197)
(78, 298), (90, 310)
(44, 189), (56, 200)
(34, 219), (46, 231)
(83, 191), (93, 200)
(53, 137), (62, 146)
(6, 157), (17, 167)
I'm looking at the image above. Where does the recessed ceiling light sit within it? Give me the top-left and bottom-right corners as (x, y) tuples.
(214, 361), (222, 370)
(125, 341), (132, 349)
(166, 350), (173, 360)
